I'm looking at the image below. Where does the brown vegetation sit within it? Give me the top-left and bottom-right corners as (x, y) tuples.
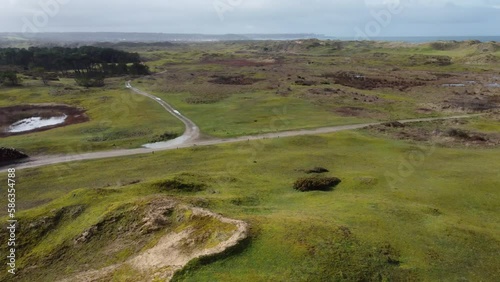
(208, 75), (262, 85)
(366, 120), (499, 147)
(323, 71), (426, 91)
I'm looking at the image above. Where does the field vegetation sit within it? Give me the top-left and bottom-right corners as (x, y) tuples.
(0, 39), (499, 281)
(1, 129), (499, 281)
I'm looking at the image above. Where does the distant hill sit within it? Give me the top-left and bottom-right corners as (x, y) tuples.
(0, 32), (326, 44)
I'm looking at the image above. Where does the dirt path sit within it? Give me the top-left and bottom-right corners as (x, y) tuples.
(126, 81), (200, 148)
(0, 82), (485, 172)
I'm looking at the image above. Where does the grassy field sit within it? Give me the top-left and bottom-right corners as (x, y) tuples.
(0, 78), (184, 155)
(130, 40), (499, 139)
(3, 40), (498, 154)
(138, 84), (371, 137)
(1, 40), (499, 281)
(1, 129), (499, 281)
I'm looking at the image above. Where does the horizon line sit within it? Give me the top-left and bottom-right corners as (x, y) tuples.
(1, 32), (500, 37)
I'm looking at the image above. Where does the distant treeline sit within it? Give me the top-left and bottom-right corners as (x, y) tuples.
(0, 46), (149, 86)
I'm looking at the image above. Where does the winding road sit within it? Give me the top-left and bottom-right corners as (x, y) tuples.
(0, 82), (484, 172)
(126, 81), (200, 149)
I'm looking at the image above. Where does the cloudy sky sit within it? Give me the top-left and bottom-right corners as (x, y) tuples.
(1, 0), (500, 37)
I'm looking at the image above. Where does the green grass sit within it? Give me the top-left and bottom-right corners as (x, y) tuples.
(125, 40), (500, 140)
(464, 116), (500, 133)
(0, 79), (184, 154)
(1, 39), (499, 281)
(2, 130), (499, 281)
(0, 184), (239, 281)
(142, 51), (202, 70)
(139, 85), (371, 137)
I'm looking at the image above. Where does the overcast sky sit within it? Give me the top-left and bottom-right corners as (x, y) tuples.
(1, 0), (500, 37)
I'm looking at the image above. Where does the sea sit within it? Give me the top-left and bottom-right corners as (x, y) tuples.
(332, 36), (500, 43)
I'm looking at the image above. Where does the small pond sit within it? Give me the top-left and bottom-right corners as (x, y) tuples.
(8, 115), (68, 133)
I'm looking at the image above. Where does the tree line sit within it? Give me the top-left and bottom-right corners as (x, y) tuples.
(0, 46), (150, 87)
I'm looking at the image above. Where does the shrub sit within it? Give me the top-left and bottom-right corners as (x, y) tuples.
(447, 128), (488, 142)
(0, 71), (21, 86)
(154, 178), (206, 192)
(0, 147), (29, 163)
(75, 72), (105, 87)
(447, 128), (470, 139)
(305, 167), (330, 174)
(293, 176), (341, 192)
(382, 121), (405, 128)
(149, 132), (179, 143)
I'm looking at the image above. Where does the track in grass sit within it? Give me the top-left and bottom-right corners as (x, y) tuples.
(0, 83), (485, 172)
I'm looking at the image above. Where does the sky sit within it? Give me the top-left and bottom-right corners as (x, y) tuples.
(1, 0), (500, 37)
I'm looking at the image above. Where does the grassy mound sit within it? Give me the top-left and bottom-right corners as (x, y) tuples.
(0, 191), (242, 282)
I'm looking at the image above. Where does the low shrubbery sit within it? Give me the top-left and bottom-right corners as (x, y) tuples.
(293, 176), (341, 192)
(447, 128), (487, 141)
(305, 167), (330, 174)
(75, 72), (105, 87)
(447, 128), (470, 139)
(0, 147), (28, 163)
(149, 132), (179, 143)
(154, 177), (206, 193)
(0, 71), (21, 86)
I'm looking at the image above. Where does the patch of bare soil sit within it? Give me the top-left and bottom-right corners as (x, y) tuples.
(442, 93), (500, 112)
(0, 104), (89, 137)
(323, 71), (426, 91)
(366, 120), (499, 148)
(209, 75), (262, 85)
(445, 97), (499, 111)
(202, 58), (277, 67)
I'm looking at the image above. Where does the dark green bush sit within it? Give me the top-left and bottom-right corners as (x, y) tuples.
(75, 72), (105, 87)
(155, 179), (206, 192)
(305, 167), (329, 174)
(447, 128), (470, 139)
(293, 177), (341, 192)
(149, 132), (179, 143)
(0, 147), (28, 163)
(0, 71), (21, 86)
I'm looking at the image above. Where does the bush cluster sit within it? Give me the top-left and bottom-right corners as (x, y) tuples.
(293, 177), (341, 192)
(155, 179), (206, 192)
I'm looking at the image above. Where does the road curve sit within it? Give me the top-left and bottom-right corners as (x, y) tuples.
(126, 81), (200, 148)
(0, 82), (485, 172)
